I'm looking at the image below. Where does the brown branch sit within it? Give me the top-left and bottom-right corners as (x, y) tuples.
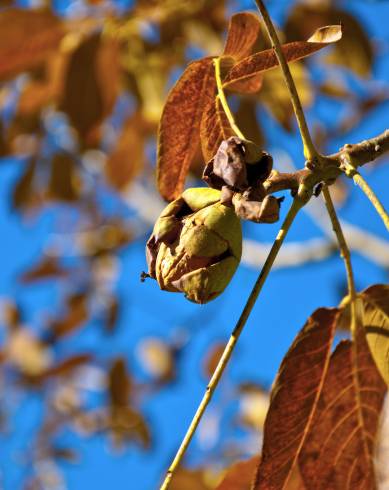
(336, 129), (389, 167)
(264, 129), (389, 196)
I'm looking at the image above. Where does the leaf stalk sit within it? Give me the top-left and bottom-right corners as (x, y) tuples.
(213, 57), (245, 140)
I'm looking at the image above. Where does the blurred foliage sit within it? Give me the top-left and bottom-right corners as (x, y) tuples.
(0, 0), (388, 488)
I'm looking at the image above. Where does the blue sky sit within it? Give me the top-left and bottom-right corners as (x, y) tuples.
(1, 0), (389, 489)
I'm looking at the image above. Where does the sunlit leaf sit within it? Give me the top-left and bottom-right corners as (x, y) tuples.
(1, 299), (21, 330)
(59, 33), (119, 145)
(223, 25), (342, 91)
(284, 5), (372, 78)
(0, 8), (65, 81)
(108, 357), (131, 408)
(299, 324), (386, 489)
(49, 293), (88, 340)
(216, 456), (260, 490)
(12, 158), (39, 211)
(41, 354), (92, 379)
(47, 153), (81, 202)
(137, 337), (175, 382)
(96, 36), (121, 120)
(200, 93), (235, 162)
(339, 285), (389, 387)
(19, 256), (69, 283)
(170, 468), (212, 490)
(225, 73), (263, 95)
(203, 342), (225, 379)
(7, 329), (51, 376)
(109, 406), (151, 449)
(105, 114), (145, 190)
(17, 52), (68, 115)
(254, 308), (337, 489)
(223, 12), (261, 61)
(157, 57), (214, 201)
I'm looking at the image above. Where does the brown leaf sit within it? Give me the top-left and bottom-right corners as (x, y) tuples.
(284, 5), (372, 78)
(50, 293), (88, 340)
(47, 153), (81, 201)
(41, 354), (92, 379)
(217, 456), (260, 490)
(223, 12), (261, 61)
(59, 33), (119, 145)
(200, 92), (235, 162)
(203, 342), (225, 378)
(254, 308), (337, 489)
(12, 158), (39, 211)
(157, 57), (215, 201)
(104, 296), (119, 334)
(0, 119), (8, 156)
(223, 25), (341, 91)
(105, 114), (145, 190)
(109, 406), (151, 449)
(339, 285), (389, 387)
(108, 357), (131, 408)
(0, 8), (65, 81)
(299, 324), (386, 489)
(19, 256), (69, 283)
(235, 99), (264, 146)
(17, 52), (69, 115)
(170, 468), (212, 490)
(225, 73), (263, 95)
(96, 36), (121, 119)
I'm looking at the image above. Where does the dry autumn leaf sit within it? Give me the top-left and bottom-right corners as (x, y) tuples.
(223, 25), (342, 90)
(253, 308), (337, 489)
(40, 354), (92, 380)
(170, 468), (212, 490)
(223, 12), (261, 61)
(109, 357), (132, 408)
(339, 285), (389, 387)
(49, 293), (89, 340)
(48, 153), (81, 202)
(0, 8), (65, 81)
(284, 4), (373, 78)
(201, 25), (341, 165)
(19, 256), (69, 283)
(200, 92), (235, 162)
(105, 114), (145, 190)
(59, 33), (120, 146)
(299, 324), (386, 489)
(12, 159), (38, 211)
(157, 57), (215, 201)
(216, 456), (260, 490)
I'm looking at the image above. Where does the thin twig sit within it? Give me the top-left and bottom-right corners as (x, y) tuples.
(213, 57), (245, 140)
(322, 186), (356, 302)
(341, 161), (389, 232)
(254, 0), (318, 161)
(160, 197), (304, 489)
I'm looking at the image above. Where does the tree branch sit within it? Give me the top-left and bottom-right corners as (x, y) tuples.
(264, 129), (389, 196)
(159, 197), (304, 490)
